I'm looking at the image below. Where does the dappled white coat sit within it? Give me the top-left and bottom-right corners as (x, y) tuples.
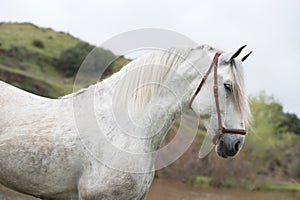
(0, 46), (250, 200)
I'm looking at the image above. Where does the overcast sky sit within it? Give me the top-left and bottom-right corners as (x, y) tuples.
(1, 0), (299, 116)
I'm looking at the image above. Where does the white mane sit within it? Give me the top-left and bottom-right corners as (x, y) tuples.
(114, 48), (193, 111)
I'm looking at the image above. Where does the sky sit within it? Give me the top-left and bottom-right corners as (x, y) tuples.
(1, 0), (299, 116)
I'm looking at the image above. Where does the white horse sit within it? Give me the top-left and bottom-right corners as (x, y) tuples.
(0, 45), (251, 199)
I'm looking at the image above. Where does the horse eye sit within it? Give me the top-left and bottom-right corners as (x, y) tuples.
(224, 83), (232, 92)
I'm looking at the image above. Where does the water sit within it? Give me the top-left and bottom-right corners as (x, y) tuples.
(0, 179), (299, 199)
(146, 178), (300, 200)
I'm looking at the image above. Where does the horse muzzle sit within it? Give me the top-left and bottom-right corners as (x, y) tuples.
(216, 133), (245, 158)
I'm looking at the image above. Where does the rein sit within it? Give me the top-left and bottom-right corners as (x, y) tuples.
(189, 53), (246, 138)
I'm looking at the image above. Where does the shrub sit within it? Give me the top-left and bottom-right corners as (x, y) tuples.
(32, 40), (45, 49)
(56, 42), (117, 77)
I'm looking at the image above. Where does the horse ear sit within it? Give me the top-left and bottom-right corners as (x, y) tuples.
(220, 45), (247, 63)
(241, 51), (253, 62)
(229, 45), (247, 61)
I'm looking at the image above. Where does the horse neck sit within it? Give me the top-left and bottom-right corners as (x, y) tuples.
(125, 60), (208, 152)
(91, 48), (208, 152)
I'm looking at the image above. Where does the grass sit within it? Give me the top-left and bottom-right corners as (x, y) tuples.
(187, 176), (211, 187)
(0, 22), (81, 58)
(187, 175), (300, 192)
(0, 22), (81, 97)
(257, 182), (300, 191)
(0, 64), (73, 97)
(0, 22), (131, 98)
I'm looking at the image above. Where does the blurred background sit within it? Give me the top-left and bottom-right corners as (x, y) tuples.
(0, 0), (299, 199)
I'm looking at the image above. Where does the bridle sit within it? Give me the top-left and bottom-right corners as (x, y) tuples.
(189, 53), (246, 140)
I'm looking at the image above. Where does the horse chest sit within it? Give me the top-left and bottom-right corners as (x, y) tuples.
(78, 164), (154, 200)
(78, 160), (154, 200)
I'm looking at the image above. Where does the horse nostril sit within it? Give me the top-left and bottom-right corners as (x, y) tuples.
(234, 141), (241, 153)
(219, 139), (224, 147)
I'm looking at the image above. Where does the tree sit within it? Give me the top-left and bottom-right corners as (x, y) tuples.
(282, 113), (300, 135)
(250, 92), (300, 135)
(56, 42), (95, 77)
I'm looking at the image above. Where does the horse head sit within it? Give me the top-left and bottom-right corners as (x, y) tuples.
(190, 45), (252, 158)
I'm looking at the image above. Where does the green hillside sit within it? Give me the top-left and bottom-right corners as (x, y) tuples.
(0, 22), (80, 58)
(0, 22), (129, 97)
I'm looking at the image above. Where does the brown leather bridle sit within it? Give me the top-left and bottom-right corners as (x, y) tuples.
(189, 53), (246, 138)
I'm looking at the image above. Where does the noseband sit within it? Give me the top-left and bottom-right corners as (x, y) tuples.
(189, 53), (246, 137)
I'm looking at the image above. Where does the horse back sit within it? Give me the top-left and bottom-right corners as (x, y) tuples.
(0, 81), (84, 198)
